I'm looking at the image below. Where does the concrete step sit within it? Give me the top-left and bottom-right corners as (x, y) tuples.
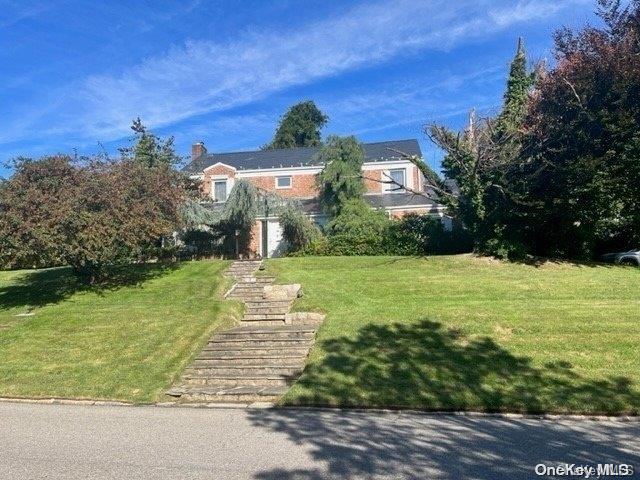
(234, 281), (273, 286)
(244, 300), (292, 308)
(230, 285), (266, 290)
(181, 373), (292, 387)
(186, 364), (304, 376)
(227, 262), (262, 267)
(167, 385), (288, 403)
(227, 293), (266, 300)
(214, 332), (314, 341)
(243, 313), (287, 321)
(228, 289), (266, 295)
(193, 354), (307, 365)
(224, 271), (262, 277)
(201, 346), (312, 356)
(245, 306), (290, 315)
(213, 332), (314, 341)
(228, 325), (316, 333)
(227, 294), (264, 303)
(205, 338), (314, 349)
(235, 277), (275, 283)
(239, 320), (287, 327)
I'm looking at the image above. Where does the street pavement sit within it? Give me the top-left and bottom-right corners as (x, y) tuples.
(0, 402), (638, 479)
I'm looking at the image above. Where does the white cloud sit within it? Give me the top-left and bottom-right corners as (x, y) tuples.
(2, 0), (586, 146)
(489, 0), (589, 27)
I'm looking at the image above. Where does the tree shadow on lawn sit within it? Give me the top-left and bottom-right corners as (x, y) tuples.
(285, 320), (640, 413)
(249, 320), (640, 479)
(0, 262), (180, 312)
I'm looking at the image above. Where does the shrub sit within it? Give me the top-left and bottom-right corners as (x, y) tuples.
(388, 214), (473, 255)
(323, 199), (392, 255)
(179, 229), (221, 259)
(280, 205), (321, 253)
(293, 236), (330, 256)
(287, 202), (472, 257)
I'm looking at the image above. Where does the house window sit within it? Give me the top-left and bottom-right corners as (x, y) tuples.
(276, 176), (292, 189)
(213, 180), (227, 202)
(388, 168), (406, 192)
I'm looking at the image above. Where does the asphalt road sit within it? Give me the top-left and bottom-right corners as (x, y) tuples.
(0, 402), (638, 480)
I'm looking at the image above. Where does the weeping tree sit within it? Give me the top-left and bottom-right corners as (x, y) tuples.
(216, 180), (292, 257)
(316, 135), (366, 217)
(279, 203), (322, 252)
(183, 177), (310, 258)
(181, 199), (222, 230)
(221, 180), (259, 256)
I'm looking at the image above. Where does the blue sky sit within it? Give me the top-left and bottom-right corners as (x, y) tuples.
(0, 0), (598, 177)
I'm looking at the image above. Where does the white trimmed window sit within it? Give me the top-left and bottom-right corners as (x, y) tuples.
(213, 180), (227, 202)
(276, 176), (292, 189)
(388, 168), (406, 192)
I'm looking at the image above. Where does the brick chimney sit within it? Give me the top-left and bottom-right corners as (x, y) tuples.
(192, 141), (207, 160)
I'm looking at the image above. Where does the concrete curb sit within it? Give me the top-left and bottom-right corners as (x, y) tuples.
(0, 397), (133, 407)
(1, 396), (638, 421)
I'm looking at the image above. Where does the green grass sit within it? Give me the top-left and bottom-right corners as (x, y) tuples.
(265, 255), (640, 414)
(0, 260), (240, 403)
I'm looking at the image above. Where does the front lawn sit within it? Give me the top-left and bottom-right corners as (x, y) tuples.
(0, 260), (240, 403)
(265, 256), (640, 414)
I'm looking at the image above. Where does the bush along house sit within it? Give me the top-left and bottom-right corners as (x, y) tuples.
(183, 139), (450, 258)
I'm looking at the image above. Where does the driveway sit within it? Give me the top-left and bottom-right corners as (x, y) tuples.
(0, 402), (638, 479)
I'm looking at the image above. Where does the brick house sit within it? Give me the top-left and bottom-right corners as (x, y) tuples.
(183, 139), (448, 258)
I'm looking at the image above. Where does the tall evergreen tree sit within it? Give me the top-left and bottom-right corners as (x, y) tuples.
(496, 38), (534, 136)
(264, 101), (328, 150)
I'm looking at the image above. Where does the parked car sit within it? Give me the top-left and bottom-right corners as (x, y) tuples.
(601, 249), (640, 266)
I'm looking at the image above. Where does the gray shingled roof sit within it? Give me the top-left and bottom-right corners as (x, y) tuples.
(183, 139), (422, 173)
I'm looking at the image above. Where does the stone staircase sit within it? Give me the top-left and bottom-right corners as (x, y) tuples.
(166, 260), (322, 404)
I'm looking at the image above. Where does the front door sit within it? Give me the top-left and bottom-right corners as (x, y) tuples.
(266, 219), (285, 257)
(260, 219), (286, 258)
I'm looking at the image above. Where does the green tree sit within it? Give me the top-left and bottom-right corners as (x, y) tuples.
(119, 117), (181, 167)
(0, 156), (185, 282)
(496, 38), (534, 136)
(316, 135), (366, 216)
(522, 0), (640, 257)
(428, 38), (536, 258)
(265, 101), (328, 149)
